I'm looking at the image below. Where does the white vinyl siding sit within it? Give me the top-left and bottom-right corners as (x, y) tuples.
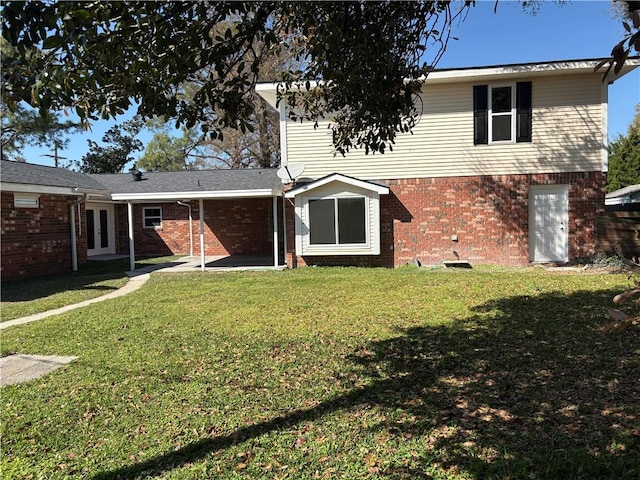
(285, 73), (603, 180)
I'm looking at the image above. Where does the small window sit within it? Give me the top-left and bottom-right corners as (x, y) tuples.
(474, 82), (532, 145)
(143, 207), (162, 228)
(14, 194), (39, 208)
(490, 85), (514, 143)
(308, 197), (367, 246)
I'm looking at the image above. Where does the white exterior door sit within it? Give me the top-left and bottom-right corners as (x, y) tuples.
(529, 186), (568, 263)
(86, 203), (115, 256)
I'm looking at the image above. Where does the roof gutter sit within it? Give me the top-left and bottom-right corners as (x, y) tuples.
(110, 188), (283, 201)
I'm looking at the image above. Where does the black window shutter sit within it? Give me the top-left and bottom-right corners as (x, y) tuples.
(516, 81), (532, 143)
(473, 85), (488, 145)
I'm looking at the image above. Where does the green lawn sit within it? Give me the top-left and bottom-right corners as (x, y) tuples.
(0, 256), (182, 321)
(1, 267), (638, 479)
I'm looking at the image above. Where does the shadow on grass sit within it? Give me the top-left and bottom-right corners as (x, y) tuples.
(93, 287), (640, 479)
(1, 271), (127, 303)
(1, 256), (177, 303)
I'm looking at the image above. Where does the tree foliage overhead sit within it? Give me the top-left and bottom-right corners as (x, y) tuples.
(596, 1), (640, 80)
(0, 37), (79, 161)
(607, 104), (640, 193)
(75, 119), (143, 174)
(1, 1), (472, 155)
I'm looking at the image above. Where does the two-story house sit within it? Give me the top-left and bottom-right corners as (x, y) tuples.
(256, 57), (640, 267)
(2, 58), (638, 280)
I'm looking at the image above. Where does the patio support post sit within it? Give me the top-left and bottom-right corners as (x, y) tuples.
(127, 201), (135, 271)
(282, 194), (287, 268)
(199, 198), (205, 271)
(69, 202), (78, 271)
(273, 195), (279, 267)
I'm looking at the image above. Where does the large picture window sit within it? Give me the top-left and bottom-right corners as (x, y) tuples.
(309, 197), (366, 245)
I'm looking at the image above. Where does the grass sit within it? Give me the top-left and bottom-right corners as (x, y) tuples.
(0, 256), (182, 321)
(1, 266), (639, 479)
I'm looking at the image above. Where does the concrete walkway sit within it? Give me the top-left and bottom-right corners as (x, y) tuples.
(1, 255), (285, 386)
(0, 272), (150, 386)
(0, 354), (78, 387)
(0, 271), (150, 331)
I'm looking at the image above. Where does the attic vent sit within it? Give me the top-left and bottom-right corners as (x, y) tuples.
(130, 168), (143, 181)
(14, 193), (40, 208)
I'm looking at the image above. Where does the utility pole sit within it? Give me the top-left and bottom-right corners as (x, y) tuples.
(41, 142), (67, 167)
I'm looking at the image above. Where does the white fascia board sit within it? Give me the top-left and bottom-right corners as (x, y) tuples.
(255, 80), (323, 110)
(285, 173), (389, 198)
(111, 189), (283, 201)
(1, 182), (82, 196)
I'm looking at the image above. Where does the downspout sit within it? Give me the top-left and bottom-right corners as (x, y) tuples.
(70, 193), (88, 272)
(177, 201), (194, 257)
(199, 198), (205, 271)
(272, 195), (279, 267)
(282, 192), (288, 267)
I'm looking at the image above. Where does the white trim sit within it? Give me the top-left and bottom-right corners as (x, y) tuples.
(256, 59), (640, 107)
(2, 183), (78, 196)
(13, 193), (40, 208)
(111, 189), (281, 201)
(304, 195), (371, 251)
(488, 84), (516, 144)
(601, 82), (609, 172)
(127, 202), (135, 271)
(142, 206), (162, 229)
(86, 203), (116, 256)
(199, 199), (205, 272)
(286, 173), (389, 198)
(279, 101), (288, 166)
(272, 196), (279, 267)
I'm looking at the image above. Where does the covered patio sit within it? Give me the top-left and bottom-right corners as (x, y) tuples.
(87, 169), (286, 271)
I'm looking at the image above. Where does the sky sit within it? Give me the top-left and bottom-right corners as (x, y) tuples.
(20, 0), (640, 168)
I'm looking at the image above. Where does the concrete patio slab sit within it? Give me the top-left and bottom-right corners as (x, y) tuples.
(0, 354), (78, 387)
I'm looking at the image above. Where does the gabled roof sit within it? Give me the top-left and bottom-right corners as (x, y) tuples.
(285, 173), (389, 198)
(89, 168), (283, 200)
(256, 57), (640, 109)
(0, 160), (107, 194)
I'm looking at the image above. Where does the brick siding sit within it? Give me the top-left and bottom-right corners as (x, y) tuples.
(1, 191), (88, 280)
(115, 198), (276, 257)
(288, 172), (605, 268)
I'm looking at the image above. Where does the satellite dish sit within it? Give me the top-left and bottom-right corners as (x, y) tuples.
(276, 163), (306, 182)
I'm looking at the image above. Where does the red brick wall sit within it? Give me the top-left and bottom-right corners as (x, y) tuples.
(116, 198), (275, 257)
(288, 172), (605, 268)
(1, 191), (88, 280)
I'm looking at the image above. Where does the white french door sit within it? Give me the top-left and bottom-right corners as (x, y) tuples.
(86, 203), (115, 256)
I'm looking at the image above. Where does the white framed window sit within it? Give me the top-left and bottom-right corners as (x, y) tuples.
(308, 196), (368, 246)
(143, 207), (162, 229)
(473, 82), (532, 145)
(14, 193), (40, 208)
(489, 84), (515, 143)
(286, 173), (389, 257)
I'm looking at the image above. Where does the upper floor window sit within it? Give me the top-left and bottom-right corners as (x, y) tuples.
(474, 81), (532, 145)
(143, 207), (162, 228)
